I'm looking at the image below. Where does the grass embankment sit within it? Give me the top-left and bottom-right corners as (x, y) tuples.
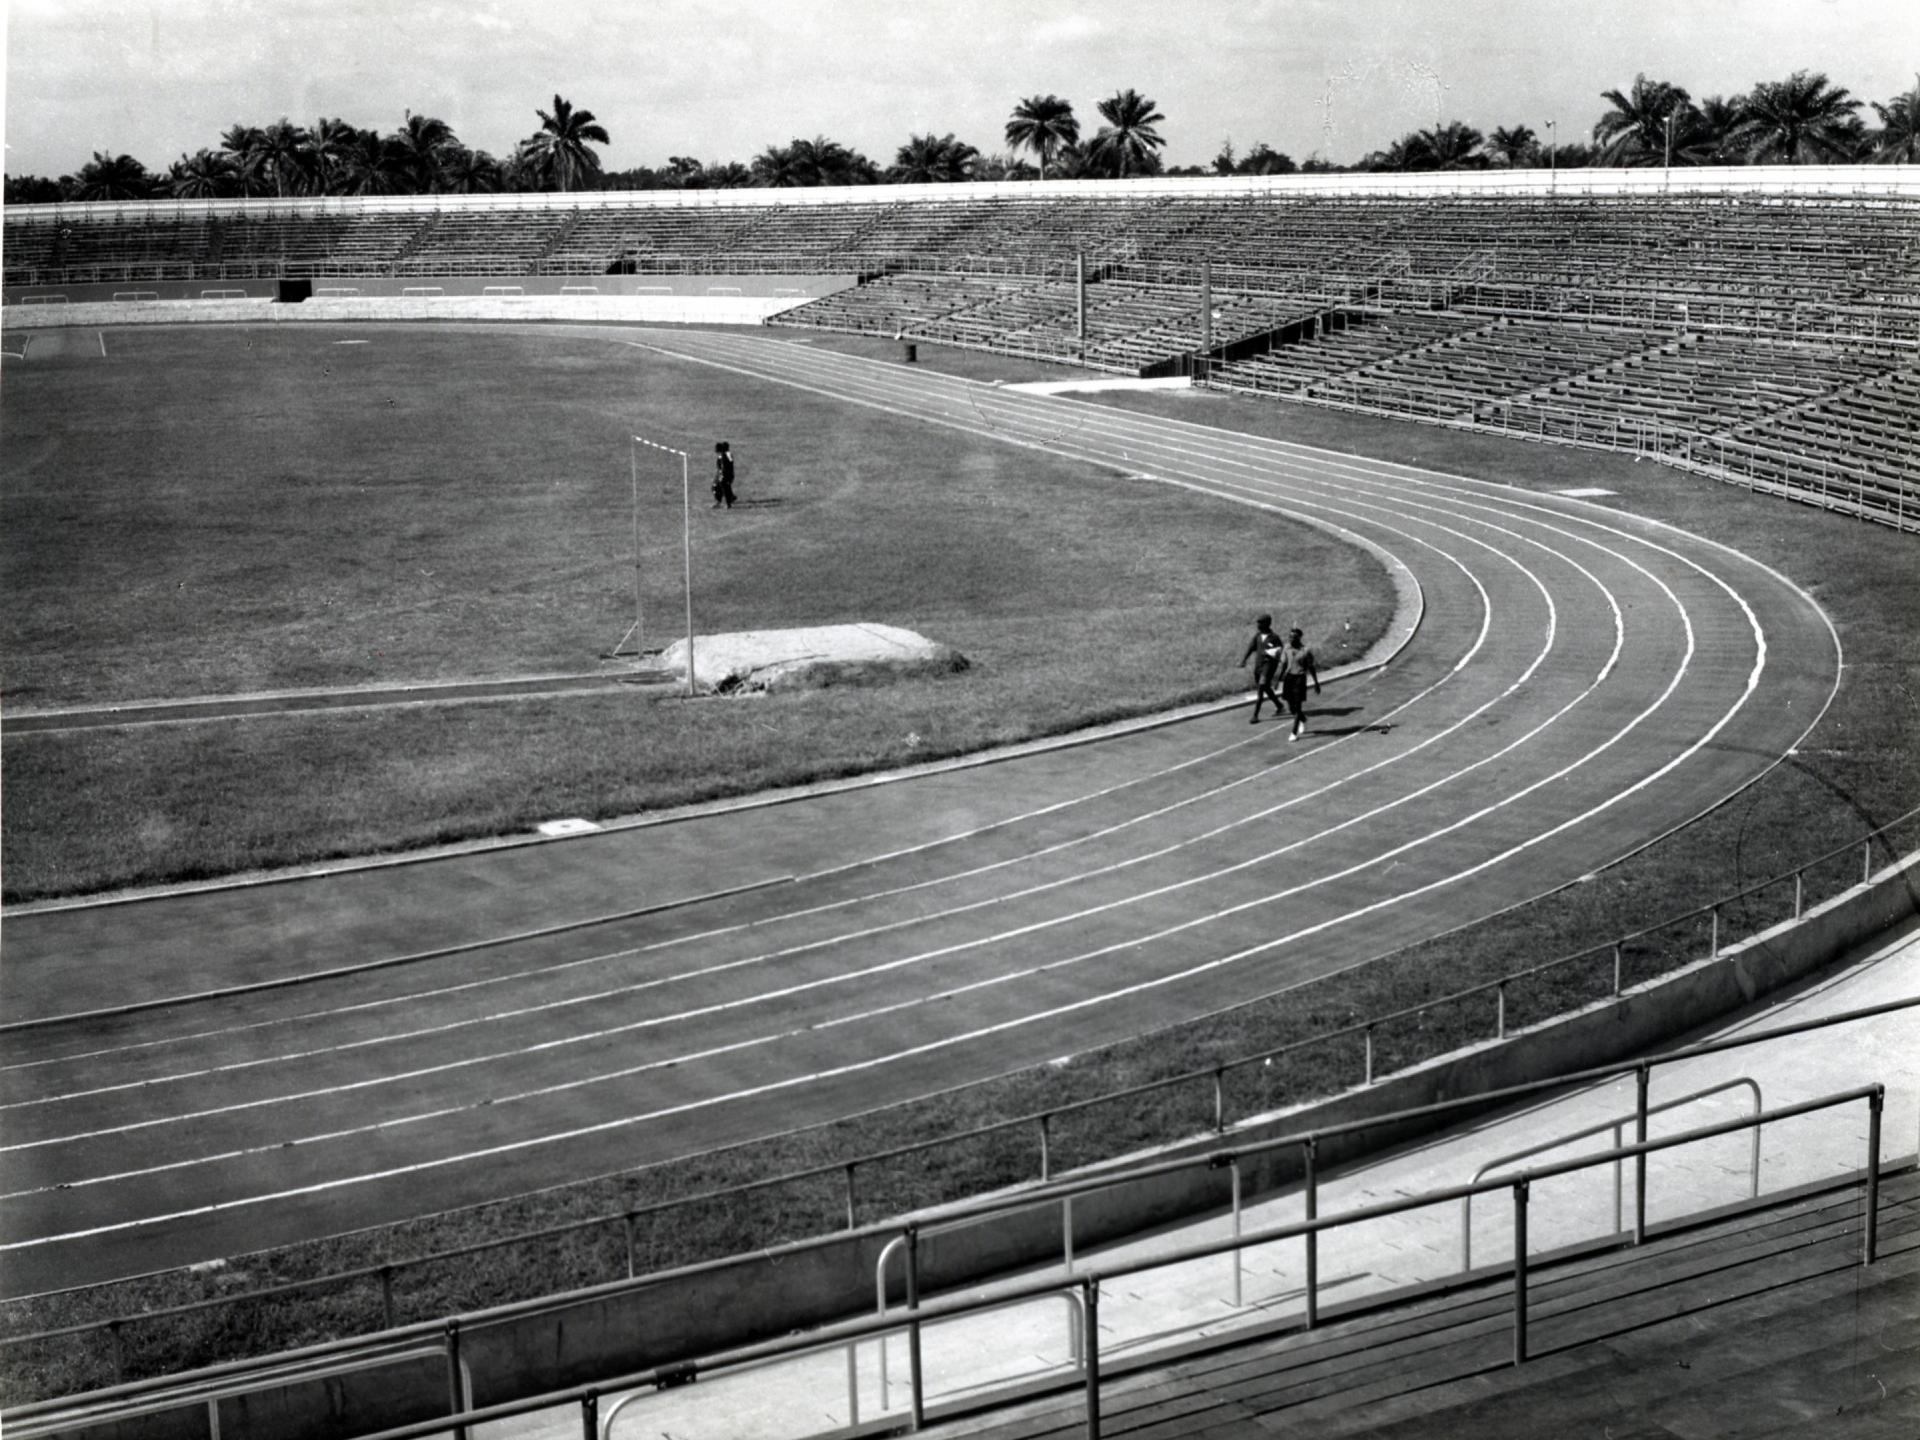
(4, 357), (1914, 1404)
(0, 325), (1389, 900)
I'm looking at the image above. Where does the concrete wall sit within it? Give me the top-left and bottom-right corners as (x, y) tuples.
(44, 848), (1914, 1439)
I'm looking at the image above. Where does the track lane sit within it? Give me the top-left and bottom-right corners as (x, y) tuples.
(0, 327), (1836, 1295)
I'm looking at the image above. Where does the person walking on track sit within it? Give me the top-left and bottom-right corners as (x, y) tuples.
(712, 441), (737, 509)
(1278, 627), (1321, 740)
(1239, 614), (1285, 723)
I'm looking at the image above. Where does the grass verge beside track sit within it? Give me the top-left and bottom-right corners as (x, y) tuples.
(3, 368), (1914, 1404)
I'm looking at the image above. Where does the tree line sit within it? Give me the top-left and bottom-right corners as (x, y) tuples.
(8, 70), (1917, 207)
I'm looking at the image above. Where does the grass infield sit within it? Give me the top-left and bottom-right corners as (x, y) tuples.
(1, 331), (1915, 1402)
(0, 324), (1390, 900)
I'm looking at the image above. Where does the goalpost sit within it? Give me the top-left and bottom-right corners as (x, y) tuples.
(613, 435), (696, 698)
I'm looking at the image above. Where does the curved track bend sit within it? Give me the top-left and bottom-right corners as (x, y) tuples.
(0, 329), (1838, 1296)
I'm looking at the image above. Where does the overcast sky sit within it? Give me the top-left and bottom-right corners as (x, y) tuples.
(3, 0), (1915, 180)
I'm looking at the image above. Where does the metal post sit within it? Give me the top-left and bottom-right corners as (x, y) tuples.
(1039, 1114), (1052, 1182)
(630, 442), (643, 651)
(1512, 1178), (1531, 1365)
(1076, 252), (1086, 345)
(1228, 1156), (1244, 1308)
(681, 451), (695, 698)
(1793, 870), (1804, 918)
(1213, 1067), (1227, 1132)
(1063, 1195), (1076, 1274)
(905, 1227), (925, 1431)
(1082, 1278), (1102, 1439)
(1634, 1064), (1650, 1244)
(623, 1212), (639, 1279)
(845, 1163), (858, 1230)
(1612, 943), (1624, 996)
(580, 1388), (598, 1440)
(1496, 982), (1507, 1040)
(1200, 260), (1213, 354)
(1863, 840), (1874, 885)
(445, 1319), (467, 1440)
(380, 1264), (396, 1328)
(1865, 1088), (1884, 1265)
(1709, 905), (1719, 959)
(1303, 1136), (1320, 1330)
(1364, 1025), (1375, 1086)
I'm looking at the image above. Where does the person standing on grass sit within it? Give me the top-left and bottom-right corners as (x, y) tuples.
(712, 441), (736, 509)
(1239, 614), (1285, 723)
(1278, 628), (1321, 741)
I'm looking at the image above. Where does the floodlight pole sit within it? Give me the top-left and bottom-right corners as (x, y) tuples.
(630, 442), (643, 650)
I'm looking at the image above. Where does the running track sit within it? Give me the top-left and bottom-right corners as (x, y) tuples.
(0, 328), (1841, 1298)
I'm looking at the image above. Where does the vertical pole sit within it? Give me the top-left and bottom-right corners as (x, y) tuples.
(445, 1319), (467, 1440)
(1612, 943), (1624, 996)
(681, 452), (695, 698)
(1865, 1088), (1884, 1266)
(1076, 252), (1086, 346)
(1213, 1068), (1226, 1132)
(630, 441), (643, 651)
(1082, 1279), (1101, 1440)
(1863, 840), (1874, 885)
(1364, 1026), (1375, 1086)
(1230, 1156), (1243, 1308)
(845, 1164), (858, 1230)
(1793, 870), (1804, 918)
(1613, 1122), (1625, 1236)
(1303, 1136), (1320, 1330)
(381, 1264), (396, 1328)
(1512, 1179), (1530, 1365)
(1200, 260), (1213, 355)
(905, 1227), (925, 1431)
(1709, 906), (1719, 959)
(1039, 1114), (1053, 1182)
(107, 1320), (126, 1385)
(580, 1389), (598, 1440)
(1063, 1195), (1076, 1274)
(1496, 982), (1507, 1040)
(1634, 1064), (1650, 1244)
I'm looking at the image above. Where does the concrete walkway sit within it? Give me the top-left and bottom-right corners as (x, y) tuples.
(489, 922), (1919, 1439)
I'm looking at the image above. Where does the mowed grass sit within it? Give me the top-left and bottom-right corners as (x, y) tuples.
(0, 325), (1392, 899)
(4, 338), (1918, 1403)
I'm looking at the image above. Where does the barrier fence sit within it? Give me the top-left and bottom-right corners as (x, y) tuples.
(8, 1071), (1894, 1439)
(3, 805), (1915, 1404)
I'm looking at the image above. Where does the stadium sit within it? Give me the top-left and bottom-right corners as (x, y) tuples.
(3, 18), (1920, 1440)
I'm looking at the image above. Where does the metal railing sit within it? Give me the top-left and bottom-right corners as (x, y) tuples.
(1460, 1076), (1761, 1269)
(5, 810), (1913, 1394)
(269, 1085), (1891, 1440)
(6, 1000), (1910, 1436)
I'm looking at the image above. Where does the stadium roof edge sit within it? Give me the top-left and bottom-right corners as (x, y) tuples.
(8, 164), (1920, 223)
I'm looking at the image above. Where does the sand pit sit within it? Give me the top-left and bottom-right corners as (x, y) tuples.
(655, 623), (967, 694)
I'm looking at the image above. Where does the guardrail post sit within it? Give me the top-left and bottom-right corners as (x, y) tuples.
(905, 1227), (925, 1431)
(1793, 870), (1804, 918)
(1633, 1064), (1650, 1244)
(1863, 840), (1873, 885)
(1612, 943), (1624, 995)
(1709, 905), (1720, 959)
(445, 1319), (467, 1440)
(845, 1163), (859, 1230)
(1230, 1156), (1244, 1308)
(1363, 1025), (1375, 1086)
(622, 1211), (639, 1280)
(579, 1387), (598, 1440)
(1512, 1178), (1530, 1365)
(1082, 1278), (1102, 1440)
(1213, 1066), (1227, 1132)
(1496, 982), (1507, 1040)
(1039, 1113), (1053, 1182)
(380, 1264), (396, 1329)
(1865, 1088), (1884, 1266)
(1303, 1135), (1320, 1331)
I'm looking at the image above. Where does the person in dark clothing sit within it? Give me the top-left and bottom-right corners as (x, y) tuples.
(1278, 628), (1321, 740)
(1239, 614), (1285, 723)
(712, 441), (736, 509)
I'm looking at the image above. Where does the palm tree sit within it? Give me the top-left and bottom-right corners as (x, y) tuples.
(1488, 125), (1537, 167)
(757, 136), (876, 186)
(168, 149), (238, 199)
(440, 146), (503, 193)
(219, 124), (268, 196)
(306, 117), (360, 194)
(971, 151), (1037, 182)
(336, 129), (407, 195)
(1728, 71), (1862, 163)
(891, 132), (978, 183)
(71, 151), (156, 200)
(707, 161), (753, 188)
(1364, 134), (1422, 172)
(1005, 94), (1079, 179)
(1415, 121), (1485, 170)
(1683, 96), (1745, 164)
(1595, 75), (1695, 165)
(391, 113), (457, 192)
(522, 94), (610, 192)
(1868, 78), (1920, 163)
(751, 142), (803, 187)
(1088, 89), (1166, 177)
(253, 117), (313, 196)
